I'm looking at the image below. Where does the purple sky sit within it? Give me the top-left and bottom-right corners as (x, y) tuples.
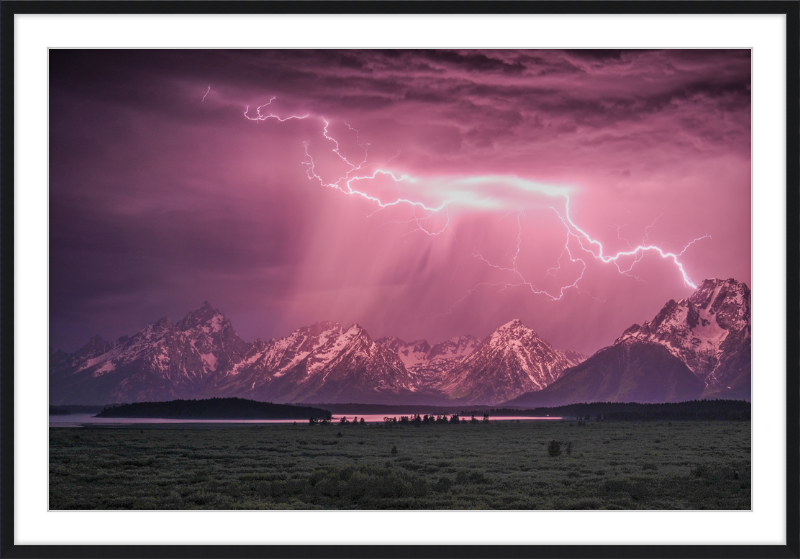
(49, 49), (751, 355)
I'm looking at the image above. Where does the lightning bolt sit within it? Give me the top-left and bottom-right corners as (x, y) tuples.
(242, 95), (710, 308)
(300, 119), (448, 235)
(377, 206), (451, 236)
(610, 222), (633, 250)
(244, 97), (310, 122)
(470, 210), (589, 303)
(202, 85), (211, 102)
(643, 212), (663, 244)
(244, 99), (444, 234)
(557, 197), (707, 289)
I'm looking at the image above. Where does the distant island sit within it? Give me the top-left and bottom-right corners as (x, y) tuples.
(95, 398), (332, 420)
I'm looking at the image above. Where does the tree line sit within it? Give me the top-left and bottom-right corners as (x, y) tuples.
(481, 400), (750, 421)
(310, 413), (491, 426)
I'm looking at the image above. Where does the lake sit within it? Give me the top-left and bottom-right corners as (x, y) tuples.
(49, 413), (562, 427)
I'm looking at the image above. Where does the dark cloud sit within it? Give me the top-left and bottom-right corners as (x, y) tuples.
(415, 50), (526, 74)
(49, 49), (751, 354)
(562, 49), (628, 61)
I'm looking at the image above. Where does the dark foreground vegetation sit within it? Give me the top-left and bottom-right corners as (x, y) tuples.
(483, 400), (750, 421)
(50, 420), (750, 510)
(95, 398), (331, 420)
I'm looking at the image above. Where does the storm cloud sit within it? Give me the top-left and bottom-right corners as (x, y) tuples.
(50, 49), (751, 355)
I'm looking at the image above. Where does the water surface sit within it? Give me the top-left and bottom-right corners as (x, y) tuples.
(49, 413), (561, 427)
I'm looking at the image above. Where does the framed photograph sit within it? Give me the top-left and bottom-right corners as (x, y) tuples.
(2, 2), (797, 558)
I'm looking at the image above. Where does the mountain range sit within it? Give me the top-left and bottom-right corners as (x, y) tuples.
(506, 278), (751, 408)
(50, 278), (751, 407)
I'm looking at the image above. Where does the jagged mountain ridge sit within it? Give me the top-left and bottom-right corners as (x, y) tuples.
(615, 278), (750, 399)
(504, 339), (706, 408)
(49, 302), (250, 405)
(435, 319), (581, 405)
(374, 335), (481, 388)
(375, 328), (584, 400)
(214, 322), (417, 404)
(506, 278), (751, 407)
(51, 278), (747, 406)
(50, 307), (581, 406)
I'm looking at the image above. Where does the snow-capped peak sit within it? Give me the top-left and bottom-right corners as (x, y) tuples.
(437, 319), (572, 405)
(176, 302), (229, 332)
(488, 319), (542, 346)
(614, 278), (750, 390)
(497, 318), (525, 331)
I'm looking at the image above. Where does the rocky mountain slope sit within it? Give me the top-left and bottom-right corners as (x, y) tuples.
(214, 322), (417, 404)
(615, 278), (750, 399)
(375, 335), (481, 388)
(505, 278), (751, 407)
(49, 302), (250, 405)
(436, 319), (578, 405)
(51, 307), (580, 405)
(505, 339), (705, 408)
(52, 278), (747, 406)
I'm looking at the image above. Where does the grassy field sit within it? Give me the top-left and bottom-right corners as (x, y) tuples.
(49, 420), (750, 510)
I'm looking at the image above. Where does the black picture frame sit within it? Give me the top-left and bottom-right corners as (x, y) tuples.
(2, 2), (798, 558)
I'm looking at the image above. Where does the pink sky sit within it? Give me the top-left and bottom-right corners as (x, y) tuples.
(49, 49), (751, 355)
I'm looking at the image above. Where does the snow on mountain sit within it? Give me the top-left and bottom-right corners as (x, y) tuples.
(375, 335), (481, 388)
(375, 337), (432, 368)
(615, 278), (750, 398)
(52, 281), (747, 407)
(505, 338), (705, 408)
(561, 349), (588, 367)
(437, 319), (575, 405)
(51, 310), (591, 406)
(426, 335), (481, 362)
(49, 302), (250, 404)
(51, 310), (419, 405)
(227, 321), (344, 379)
(218, 322), (417, 404)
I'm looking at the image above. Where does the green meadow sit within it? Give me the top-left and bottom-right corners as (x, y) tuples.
(49, 420), (750, 510)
